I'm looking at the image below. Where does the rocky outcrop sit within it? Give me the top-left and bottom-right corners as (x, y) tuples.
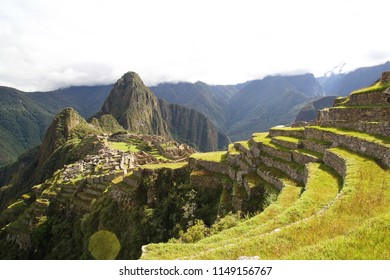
(159, 101), (230, 151)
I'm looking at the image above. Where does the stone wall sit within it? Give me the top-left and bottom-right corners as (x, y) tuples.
(318, 107), (390, 123)
(256, 168), (284, 190)
(291, 150), (321, 165)
(301, 139), (330, 154)
(269, 128), (305, 138)
(305, 127), (390, 168)
(259, 155), (304, 183)
(343, 90), (390, 106)
(317, 121), (390, 137)
(259, 143), (292, 161)
(188, 158), (229, 174)
(323, 150), (347, 179)
(381, 71), (390, 83)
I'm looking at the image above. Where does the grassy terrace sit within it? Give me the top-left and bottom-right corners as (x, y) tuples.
(307, 126), (390, 147)
(272, 136), (302, 144)
(257, 163), (299, 185)
(227, 144), (240, 155)
(108, 141), (140, 153)
(142, 147), (390, 259)
(140, 162), (188, 170)
(260, 152), (305, 172)
(234, 140), (251, 150)
(259, 136), (290, 152)
(350, 81), (390, 95)
(334, 105), (390, 109)
(295, 148), (323, 159)
(190, 151), (227, 163)
(252, 132), (269, 143)
(270, 127), (305, 132)
(141, 183), (302, 259)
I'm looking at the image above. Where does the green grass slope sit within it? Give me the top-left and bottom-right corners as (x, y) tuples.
(141, 147), (389, 259)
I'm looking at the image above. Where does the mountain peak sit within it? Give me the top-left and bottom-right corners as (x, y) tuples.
(118, 71), (143, 86)
(97, 72), (170, 136)
(38, 107), (86, 164)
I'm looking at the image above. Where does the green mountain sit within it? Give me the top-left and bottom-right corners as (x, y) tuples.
(227, 74), (323, 140)
(0, 87), (54, 167)
(295, 96), (337, 122)
(0, 85), (111, 167)
(151, 82), (238, 131)
(95, 72), (230, 152)
(0, 107), (100, 211)
(1, 71), (389, 260)
(152, 73), (324, 141)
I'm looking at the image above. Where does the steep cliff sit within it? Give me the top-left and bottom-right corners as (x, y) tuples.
(95, 72), (229, 151)
(159, 101), (230, 151)
(96, 72), (170, 136)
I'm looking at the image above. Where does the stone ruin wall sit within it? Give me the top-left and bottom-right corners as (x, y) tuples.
(317, 107), (390, 123)
(381, 71), (390, 83)
(305, 127), (390, 168)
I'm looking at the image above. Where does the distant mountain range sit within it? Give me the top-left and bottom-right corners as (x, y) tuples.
(318, 61), (390, 96)
(1, 61), (390, 167)
(0, 85), (112, 166)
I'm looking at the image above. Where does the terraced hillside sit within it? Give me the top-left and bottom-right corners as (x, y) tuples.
(0, 72), (389, 260)
(141, 72), (390, 260)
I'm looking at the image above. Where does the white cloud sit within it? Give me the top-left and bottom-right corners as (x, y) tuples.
(0, 0), (389, 91)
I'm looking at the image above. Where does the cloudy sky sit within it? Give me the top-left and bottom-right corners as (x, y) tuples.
(0, 0), (389, 91)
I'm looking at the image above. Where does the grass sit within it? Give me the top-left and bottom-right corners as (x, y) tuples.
(295, 148), (323, 159)
(272, 136), (302, 144)
(261, 152), (305, 172)
(335, 105), (390, 109)
(307, 126), (390, 147)
(260, 136), (290, 152)
(108, 141), (140, 153)
(234, 140), (251, 150)
(351, 81), (390, 95)
(141, 183), (302, 259)
(149, 147), (170, 161)
(141, 162), (188, 170)
(227, 144), (240, 155)
(142, 146), (390, 259)
(270, 127), (305, 132)
(244, 172), (264, 188)
(252, 132), (269, 143)
(190, 151), (227, 163)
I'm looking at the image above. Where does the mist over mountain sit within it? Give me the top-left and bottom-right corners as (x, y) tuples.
(1, 62), (390, 167)
(318, 61), (390, 96)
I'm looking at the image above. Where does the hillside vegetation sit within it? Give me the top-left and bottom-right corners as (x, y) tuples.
(141, 72), (390, 259)
(0, 85), (111, 166)
(0, 72), (389, 260)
